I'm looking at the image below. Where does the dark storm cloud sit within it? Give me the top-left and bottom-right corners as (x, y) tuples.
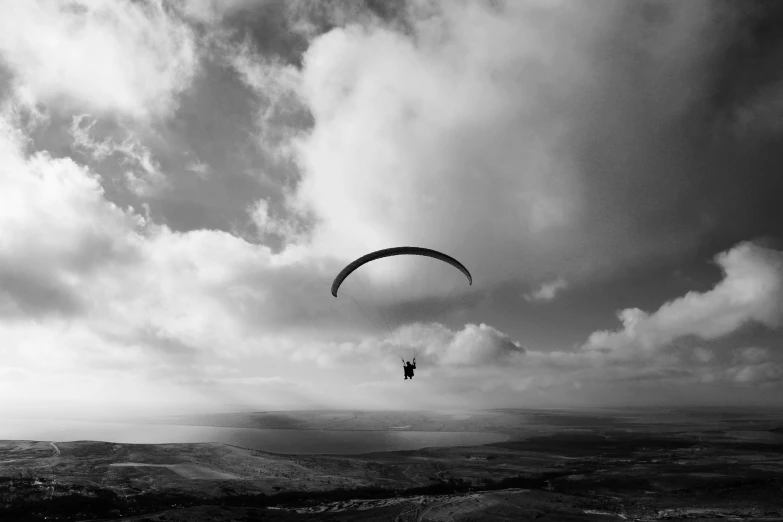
(691, 1), (783, 250)
(569, 0), (783, 276)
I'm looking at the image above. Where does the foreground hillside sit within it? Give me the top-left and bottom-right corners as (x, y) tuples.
(2, 409), (783, 521)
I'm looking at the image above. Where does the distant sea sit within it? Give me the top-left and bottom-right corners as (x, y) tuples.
(0, 418), (508, 454)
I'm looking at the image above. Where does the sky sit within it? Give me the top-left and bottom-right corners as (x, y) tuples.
(0, 0), (782, 419)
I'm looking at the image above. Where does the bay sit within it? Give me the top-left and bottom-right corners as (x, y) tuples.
(0, 418), (508, 454)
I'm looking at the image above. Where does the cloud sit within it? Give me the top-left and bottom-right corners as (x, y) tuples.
(273, 0), (776, 294)
(725, 361), (783, 385)
(2, 87), (51, 133)
(0, 106), (339, 411)
(2, 1), (783, 414)
(186, 158), (211, 178)
(215, 375), (303, 387)
(1, 111), (778, 413)
(692, 346), (715, 363)
(0, 366), (32, 383)
(292, 321), (526, 371)
(0, 0), (199, 120)
(734, 346), (770, 364)
(226, 37), (304, 157)
(70, 115), (116, 161)
(289, 4), (590, 281)
(176, 0), (258, 25)
(70, 115), (168, 196)
(524, 277), (568, 302)
(0, 116), (142, 320)
(584, 242), (783, 354)
(435, 323), (526, 367)
(250, 199), (303, 243)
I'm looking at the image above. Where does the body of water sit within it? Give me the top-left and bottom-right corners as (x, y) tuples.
(0, 418), (508, 454)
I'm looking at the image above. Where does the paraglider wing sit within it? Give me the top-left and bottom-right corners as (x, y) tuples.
(331, 246), (472, 297)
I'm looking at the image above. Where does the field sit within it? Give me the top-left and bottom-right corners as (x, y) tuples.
(2, 408), (783, 521)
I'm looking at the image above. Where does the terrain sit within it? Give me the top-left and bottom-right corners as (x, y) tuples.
(2, 408), (783, 521)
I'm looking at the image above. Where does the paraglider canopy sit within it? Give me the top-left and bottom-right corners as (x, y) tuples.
(330, 246), (473, 363)
(331, 246), (472, 297)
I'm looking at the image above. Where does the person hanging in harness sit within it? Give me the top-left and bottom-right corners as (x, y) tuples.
(402, 357), (416, 380)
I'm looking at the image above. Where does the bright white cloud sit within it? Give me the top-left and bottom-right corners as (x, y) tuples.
(585, 242), (783, 353)
(0, 107), (336, 414)
(0, 119), (142, 319)
(524, 277), (568, 302)
(287, 2), (604, 285)
(0, 0), (199, 120)
(434, 323), (526, 366)
(278, 0), (730, 293)
(289, 322), (525, 371)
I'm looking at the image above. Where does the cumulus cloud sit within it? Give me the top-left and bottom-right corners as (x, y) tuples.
(291, 322), (525, 371)
(0, 106), (339, 413)
(2, 0), (783, 414)
(0, 116), (141, 319)
(270, 0), (776, 295)
(725, 360), (783, 385)
(0, 0), (199, 120)
(524, 277), (568, 302)
(435, 323), (526, 366)
(289, 3), (591, 279)
(585, 242), (783, 353)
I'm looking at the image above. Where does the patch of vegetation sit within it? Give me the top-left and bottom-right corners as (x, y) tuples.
(0, 469), (576, 520)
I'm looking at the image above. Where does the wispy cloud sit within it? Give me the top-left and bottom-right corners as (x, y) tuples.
(524, 277), (569, 302)
(70, 115), (168, 196)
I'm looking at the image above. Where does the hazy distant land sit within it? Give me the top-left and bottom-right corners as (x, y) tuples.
(2, 408), (783, 521)
(0, 411), (511, 455)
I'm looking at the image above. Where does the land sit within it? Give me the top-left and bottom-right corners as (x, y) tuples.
(2, 408), (783, 521)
